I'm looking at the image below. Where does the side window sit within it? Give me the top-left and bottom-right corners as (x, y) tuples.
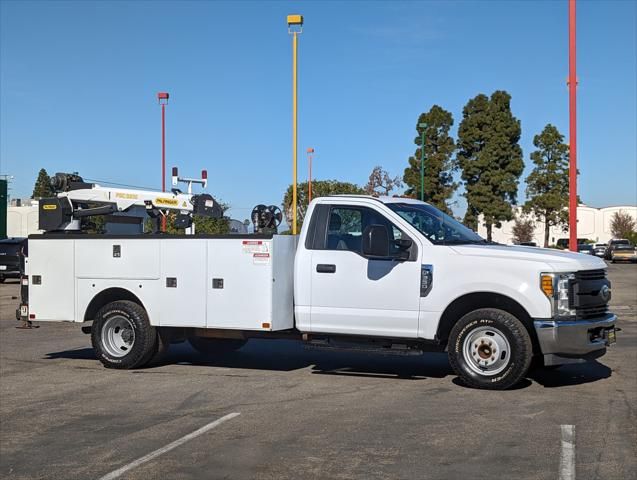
(324, 205), (408, 256)
(327, 207), (363, 252)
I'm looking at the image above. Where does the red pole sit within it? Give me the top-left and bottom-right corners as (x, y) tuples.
(568, 0), (577, 251)
(160, 102), (166, 231)
(161, 103), (166, 193)
(157, 92), (169, 232)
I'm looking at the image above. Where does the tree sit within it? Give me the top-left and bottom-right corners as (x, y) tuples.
(523, 124), (570, 247)
(283, 180), (365, 228)
(511, 216), (535, 244)
(32, 168), (53, 199)
(364, 166), (402, 197)
(610, 210), (636, 239)
(403, 105), (456, 214)
(457, 91), (524, 241)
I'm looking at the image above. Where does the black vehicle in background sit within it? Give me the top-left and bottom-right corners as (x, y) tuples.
(556, 238), (590, 249)
(604, 239), (631, 260)
(0, 238), (27, 283)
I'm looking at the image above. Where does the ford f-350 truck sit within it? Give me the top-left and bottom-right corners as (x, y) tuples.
(19, 196), (617, 389)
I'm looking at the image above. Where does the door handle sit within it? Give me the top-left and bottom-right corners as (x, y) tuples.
(316, 264), (336, 273)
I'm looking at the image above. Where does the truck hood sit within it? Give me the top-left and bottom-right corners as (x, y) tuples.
(448, 244), (606, 271)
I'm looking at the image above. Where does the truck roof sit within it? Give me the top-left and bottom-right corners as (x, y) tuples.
(327, 195), (431, 206)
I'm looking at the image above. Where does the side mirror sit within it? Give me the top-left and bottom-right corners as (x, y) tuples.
(362, 224), (390, 258)
(393, 238), (413, 261)
(394, 238), (412, 251)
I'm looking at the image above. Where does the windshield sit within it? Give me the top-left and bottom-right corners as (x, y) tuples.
(387, 202), (485, 245)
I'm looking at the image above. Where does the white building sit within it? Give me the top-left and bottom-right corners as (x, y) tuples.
(7, 204), (41, 237)
(477, 205), (637, 246)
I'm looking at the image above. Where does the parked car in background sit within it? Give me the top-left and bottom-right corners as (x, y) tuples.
(578, 244), (594, 255)
(604, 239), (632, 260)
(519, 241), (537, 247)
(611, 244), (637, 263)
(556, 238), (590, 249)
(0, 237), (27, 283)
(593, 243), (608, 258)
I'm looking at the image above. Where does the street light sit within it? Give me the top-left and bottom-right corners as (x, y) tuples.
(288, 14), (303, 235)
(418, 122), (426, 202)
(307, 148), (314, 203)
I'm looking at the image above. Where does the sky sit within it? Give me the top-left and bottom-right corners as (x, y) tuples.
(1, 0), (636, 223)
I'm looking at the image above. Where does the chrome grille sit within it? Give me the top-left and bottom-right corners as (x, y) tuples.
(574, 269), (606, 281)
(572, 269), (609, 319)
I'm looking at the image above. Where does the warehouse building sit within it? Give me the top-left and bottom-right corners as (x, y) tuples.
(478, 205), (637, 246)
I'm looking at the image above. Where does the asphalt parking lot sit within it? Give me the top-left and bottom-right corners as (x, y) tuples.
(1, 263), (635, 480)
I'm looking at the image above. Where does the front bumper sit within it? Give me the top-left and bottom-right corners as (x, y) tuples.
(534, 313), (617, 366)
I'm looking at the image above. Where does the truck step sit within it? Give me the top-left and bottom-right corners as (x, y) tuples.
(304, 341), (423, 356)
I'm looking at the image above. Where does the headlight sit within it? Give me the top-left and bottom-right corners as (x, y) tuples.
(540, 273), (576, 318)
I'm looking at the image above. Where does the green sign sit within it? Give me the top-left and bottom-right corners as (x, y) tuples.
(0, 179), (6, 239)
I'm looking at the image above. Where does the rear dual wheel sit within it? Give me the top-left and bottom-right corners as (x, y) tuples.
(91, 300), (163, 369)
(448, 308), (533, 390)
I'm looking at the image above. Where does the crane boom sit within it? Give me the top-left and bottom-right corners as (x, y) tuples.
(38, 173), (223, 233)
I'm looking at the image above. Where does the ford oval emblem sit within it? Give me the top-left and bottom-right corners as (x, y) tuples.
(600, 285), (611, 302)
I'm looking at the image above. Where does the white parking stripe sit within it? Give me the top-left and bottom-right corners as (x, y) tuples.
(559, 424), (576, 480)
(97, 412), (241, 480)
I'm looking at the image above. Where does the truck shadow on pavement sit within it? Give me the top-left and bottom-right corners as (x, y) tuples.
(44, 339), (612, 388)
(529, 361), (612, 388)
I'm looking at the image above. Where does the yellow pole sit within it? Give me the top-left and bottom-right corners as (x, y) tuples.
(292, 31), (298, 235)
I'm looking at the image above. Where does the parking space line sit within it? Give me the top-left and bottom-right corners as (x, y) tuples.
(559, 424), (576, 480)
(97, 412), (241, 480)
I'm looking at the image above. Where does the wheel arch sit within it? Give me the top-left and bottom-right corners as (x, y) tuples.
(436, 291), (540, 352)
(83, 287), (146, 322)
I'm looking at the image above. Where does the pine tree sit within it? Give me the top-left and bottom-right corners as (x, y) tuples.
(32, 168), (53, 199)
(457, 91), (524, 240)
(403, 105), (456, 214)
(523, 124), (570, 247)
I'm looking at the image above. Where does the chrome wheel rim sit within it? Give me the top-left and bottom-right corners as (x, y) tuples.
(462, 325), (511, 376)
(101, 315), (135, 358)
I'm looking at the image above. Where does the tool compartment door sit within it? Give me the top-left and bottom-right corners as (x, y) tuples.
(159, 239), (207, 327)
(28, 239), (75, 321)
(206, 239), (274, 330)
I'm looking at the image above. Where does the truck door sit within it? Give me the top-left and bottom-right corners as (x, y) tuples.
(309, 204), (421, 338)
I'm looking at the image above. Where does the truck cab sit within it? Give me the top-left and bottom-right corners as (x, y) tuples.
(294, 196), (616, 387)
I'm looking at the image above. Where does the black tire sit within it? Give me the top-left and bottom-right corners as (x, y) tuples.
(188, 337), (246, 357)
(91, 300), (157, 369)
(448, 308), (533, 390)
(0, 277), (5, 283)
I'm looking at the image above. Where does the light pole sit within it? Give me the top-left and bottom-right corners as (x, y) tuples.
(307, 147), (314, 203)
(158, 92), (169, 232)
(418, 122), (426, 202)
(567, 0), (578, 251)
(288, 14), (303, 235)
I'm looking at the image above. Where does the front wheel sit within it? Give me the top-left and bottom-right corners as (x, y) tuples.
(448, 308), (532, 390)
(91, 300), (157, 369)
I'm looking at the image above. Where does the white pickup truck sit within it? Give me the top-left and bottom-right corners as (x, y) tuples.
(19, 196), (617, 389)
